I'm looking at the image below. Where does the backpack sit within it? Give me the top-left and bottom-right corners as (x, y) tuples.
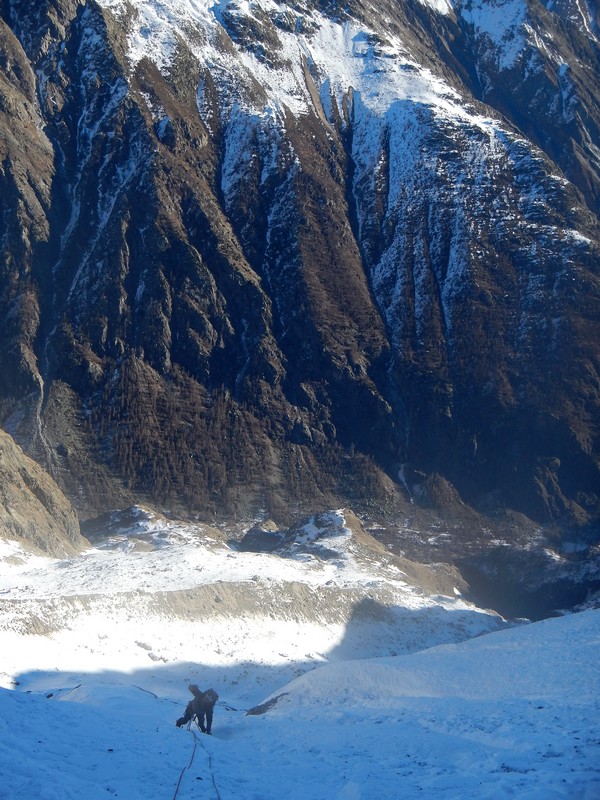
(204, 689), (218, 705)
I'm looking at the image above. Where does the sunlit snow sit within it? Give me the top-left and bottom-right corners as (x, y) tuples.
(459, 0), (529, 70)
(0, 509), (599, 798)
(96, 0), (499, 127)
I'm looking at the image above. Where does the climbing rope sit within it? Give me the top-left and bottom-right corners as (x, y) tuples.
(172, 719), (223, 800)
(171, 729), (198, 800)
(195, 726), (223, 800)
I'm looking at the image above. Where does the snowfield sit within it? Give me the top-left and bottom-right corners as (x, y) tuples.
(97, 0), (503, 127)
(0, 508), (599, 798)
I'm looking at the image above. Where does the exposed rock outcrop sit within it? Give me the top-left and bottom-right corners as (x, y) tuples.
(0, 428), (87, 556)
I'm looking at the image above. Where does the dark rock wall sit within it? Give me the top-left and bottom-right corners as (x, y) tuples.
(0, 0), (598, 531)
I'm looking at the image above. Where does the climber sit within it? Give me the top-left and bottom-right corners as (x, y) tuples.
(176, 684), (219, 734)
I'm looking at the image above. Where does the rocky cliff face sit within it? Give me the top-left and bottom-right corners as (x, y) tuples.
(0, 428), (85, 556)
(0, 0), (598, 535)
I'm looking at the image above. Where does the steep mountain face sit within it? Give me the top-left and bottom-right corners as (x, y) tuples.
(0, 0), (598, 534)
(0, 428), (84, 556)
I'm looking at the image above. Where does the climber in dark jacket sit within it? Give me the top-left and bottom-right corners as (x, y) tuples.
(176, 684), (218, 734)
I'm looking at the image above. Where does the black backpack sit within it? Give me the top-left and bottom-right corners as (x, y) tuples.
(203, 689), (218, 706)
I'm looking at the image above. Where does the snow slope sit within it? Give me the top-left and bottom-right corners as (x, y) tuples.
(0, 508), (599, 798)
(97, 0), (499, 125)
(0, 610), (598, 799)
